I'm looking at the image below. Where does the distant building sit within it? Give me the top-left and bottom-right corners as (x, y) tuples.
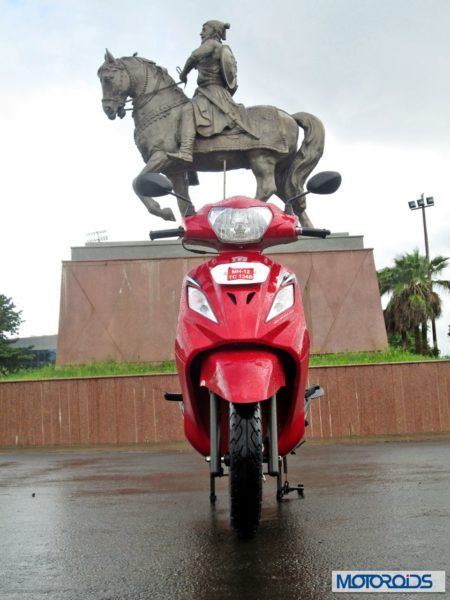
(13, 335), (57, 369)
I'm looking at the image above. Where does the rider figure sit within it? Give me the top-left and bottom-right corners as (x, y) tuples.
(167, 20), (256, 164)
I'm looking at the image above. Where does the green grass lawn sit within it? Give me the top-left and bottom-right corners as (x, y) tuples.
(0, 348), (447, 381)
(309, 347), (446, 366)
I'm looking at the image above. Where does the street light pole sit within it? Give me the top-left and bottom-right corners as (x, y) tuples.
(408, 194), (437, 355)
(420, 193), (430, 260)
(409, 193), (433, 259)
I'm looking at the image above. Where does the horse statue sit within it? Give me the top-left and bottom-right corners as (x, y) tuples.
(97, 50), (325, 226)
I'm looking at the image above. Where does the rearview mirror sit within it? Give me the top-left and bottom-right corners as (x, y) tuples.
(135, 173), (174, 197)
(306, 171), (342, 195)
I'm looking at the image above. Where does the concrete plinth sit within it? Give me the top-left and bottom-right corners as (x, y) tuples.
(57, 235), (387, 365)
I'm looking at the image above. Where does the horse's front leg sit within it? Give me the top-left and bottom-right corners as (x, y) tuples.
(290, 195), (313, 227)
(132, 150), (176, 222)
(169, 172), (195, 217)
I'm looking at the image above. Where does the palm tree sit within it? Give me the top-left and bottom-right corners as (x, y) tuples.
(377, 250), (450, 355)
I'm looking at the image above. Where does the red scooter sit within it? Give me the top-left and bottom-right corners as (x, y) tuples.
(137, 171), (341, 536)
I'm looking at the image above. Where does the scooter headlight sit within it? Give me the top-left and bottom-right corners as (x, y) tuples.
(208, 207), (272, 243)
(266, 285), (295, 322)
(187, 286), (218, 323)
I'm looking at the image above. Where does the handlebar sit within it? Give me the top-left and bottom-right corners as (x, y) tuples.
(149, 226), (185, 240)
(297, 227), (331, 239)
(149, 225), (330, 242)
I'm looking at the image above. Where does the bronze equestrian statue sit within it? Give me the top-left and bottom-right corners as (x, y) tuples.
(98, 20), (325, 225)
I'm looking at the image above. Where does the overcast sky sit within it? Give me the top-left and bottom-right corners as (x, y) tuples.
(1, 0), (449, 354)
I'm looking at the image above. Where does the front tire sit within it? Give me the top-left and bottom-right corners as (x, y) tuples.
(229, 402), (263, 536)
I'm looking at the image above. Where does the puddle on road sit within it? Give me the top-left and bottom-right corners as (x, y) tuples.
(71, 471), (205, 497)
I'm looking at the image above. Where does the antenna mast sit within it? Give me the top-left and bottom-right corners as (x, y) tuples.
(86, 230), (108, 244)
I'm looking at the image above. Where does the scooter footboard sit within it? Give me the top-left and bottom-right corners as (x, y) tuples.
(199, 348), (285, 403)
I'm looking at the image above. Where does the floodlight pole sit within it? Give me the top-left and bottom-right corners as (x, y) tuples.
(420, 194), (430, 261)
(421, 196), (437, 356)
(408, 194), (437, 355)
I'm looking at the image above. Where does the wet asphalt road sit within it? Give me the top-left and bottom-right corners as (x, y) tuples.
(0, 439), (449, 600)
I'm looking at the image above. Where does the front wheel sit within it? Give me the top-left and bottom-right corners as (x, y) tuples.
(229, 402), (263, 536)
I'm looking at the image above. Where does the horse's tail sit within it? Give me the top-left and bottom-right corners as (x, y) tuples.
(275, 112), (325, 208)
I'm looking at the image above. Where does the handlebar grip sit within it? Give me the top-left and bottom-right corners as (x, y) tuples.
(149, 227), (185, 240)
(299, 227), (331, 239)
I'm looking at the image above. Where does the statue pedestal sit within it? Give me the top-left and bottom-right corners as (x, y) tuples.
(57, 234), (387, 365)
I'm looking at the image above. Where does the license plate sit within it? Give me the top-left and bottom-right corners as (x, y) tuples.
(211, 262), (270, 285)
(227, 267), (255, 281)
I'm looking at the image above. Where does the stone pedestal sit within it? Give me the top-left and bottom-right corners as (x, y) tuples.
(57, 234), (387, 365)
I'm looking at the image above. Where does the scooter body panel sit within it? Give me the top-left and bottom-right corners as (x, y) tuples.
(199, 348), (286, 403)
(175, 248), (310, 457)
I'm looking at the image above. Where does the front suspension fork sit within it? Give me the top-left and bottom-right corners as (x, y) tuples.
(209, 392), (222, 503)
(267, 394), (280, 476)
(208, 392), (304, 502)
(269, 394), (304, 500)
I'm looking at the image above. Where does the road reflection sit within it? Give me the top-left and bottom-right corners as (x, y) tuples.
(1, 441), (449, 600)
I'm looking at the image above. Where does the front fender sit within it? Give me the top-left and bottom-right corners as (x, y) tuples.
(199, 348), (285, 403)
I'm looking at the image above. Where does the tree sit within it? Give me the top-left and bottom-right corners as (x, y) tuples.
(387, 331), (416, 354)
(0, 295), (34, 374)
(377, 250), (450, 355)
